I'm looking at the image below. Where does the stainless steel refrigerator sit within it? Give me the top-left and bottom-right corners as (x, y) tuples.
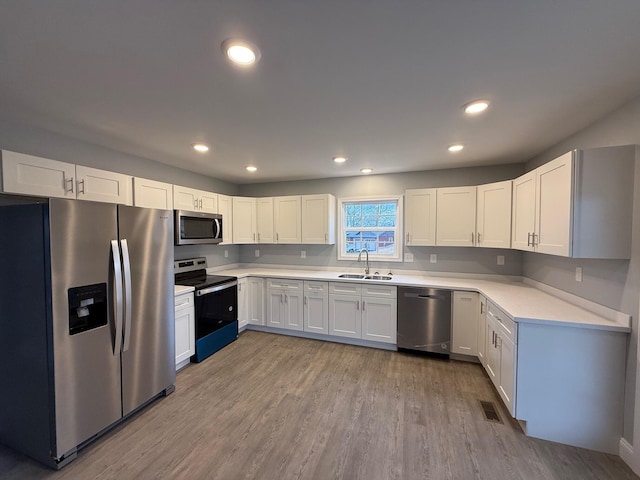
(0, 198), (175, 469)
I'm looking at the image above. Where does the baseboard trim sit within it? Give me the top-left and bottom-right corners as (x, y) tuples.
(620, 438), (639, 474)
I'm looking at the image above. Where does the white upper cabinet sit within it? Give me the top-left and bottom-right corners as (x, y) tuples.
(256, 197), (275, 243)
(476, 180), (512, 248)
(133, 177), (173, 209)
(436, 186), (477, 246)
(232, 196), (257, 244)
(217, 194), (233, 244)
(173, 185), (217, 213)
(1, 151), (132, 205)
(274, 195), (301, 244)
(511, 145), (634, 258)
(301, 194), (336, 244)
(1, 150), (76, 199)
(511, 170), (536, 252)
(405, 188), (437, 246)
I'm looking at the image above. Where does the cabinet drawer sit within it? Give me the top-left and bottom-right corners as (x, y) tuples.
(174, 291), (194, 309)
(362, 284), (397, 299)
(329, 282), (362, 296)
(487, 301), (517, 343)
(304, 281), (328, 293)
(267, 278), (303, 290)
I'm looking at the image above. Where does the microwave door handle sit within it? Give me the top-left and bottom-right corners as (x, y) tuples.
(214, 218), (221, 239)
(121, 239), (133, 352)
(111, 240), (124, 355)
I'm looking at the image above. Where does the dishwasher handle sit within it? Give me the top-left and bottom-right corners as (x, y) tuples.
(403, 292), (448, 300)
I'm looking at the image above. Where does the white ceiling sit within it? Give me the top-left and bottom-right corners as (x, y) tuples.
(1, 1), (640, 184)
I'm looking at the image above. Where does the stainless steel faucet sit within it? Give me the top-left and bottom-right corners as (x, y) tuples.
(357, 248), (370, 275)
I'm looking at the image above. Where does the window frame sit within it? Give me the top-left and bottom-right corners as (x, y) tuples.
(337, 195), (404, 262)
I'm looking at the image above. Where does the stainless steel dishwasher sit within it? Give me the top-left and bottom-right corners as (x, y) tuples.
(397, 287), (452, 355)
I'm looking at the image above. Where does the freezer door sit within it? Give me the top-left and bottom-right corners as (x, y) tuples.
(118, 205), (175, 416)
(49, 199), (123, 458)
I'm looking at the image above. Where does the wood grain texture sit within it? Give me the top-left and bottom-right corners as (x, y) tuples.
(0, 331), (637, 480)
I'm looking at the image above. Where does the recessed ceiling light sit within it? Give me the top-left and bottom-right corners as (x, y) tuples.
(245, 165), (257, 172)
(222, 39), (261, 66)
(192, 143), (209, 153)
(448, 144), (464, 152)
(333, 156), (347, 164)
(463, 100), (489, 115)
(360, 168), (373, 174)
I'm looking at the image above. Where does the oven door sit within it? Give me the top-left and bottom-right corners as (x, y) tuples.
(194, 281), (238, 339)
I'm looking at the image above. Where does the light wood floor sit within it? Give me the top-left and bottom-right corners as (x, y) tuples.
(1, 330), (637, 480)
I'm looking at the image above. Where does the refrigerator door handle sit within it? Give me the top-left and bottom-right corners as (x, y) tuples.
(121, 238), (133, 352)
(111, 240), (124, 355)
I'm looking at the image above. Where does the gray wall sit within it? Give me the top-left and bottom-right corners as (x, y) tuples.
(0, 117), (239, 195)
(239, 164), (525, 276)
(522, 93), (640, 443)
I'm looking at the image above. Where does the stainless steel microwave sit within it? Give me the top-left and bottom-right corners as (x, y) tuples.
(174, 210), (223, 245)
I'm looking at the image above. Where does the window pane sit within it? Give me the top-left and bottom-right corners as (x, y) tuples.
(345, 204), (361, 216)
(346, 216), (361, 227)
(362, 204), (378, 216)
(379, 203), (396, 215)
(362, 215), (377, 227)
(379, 215), (395, 227)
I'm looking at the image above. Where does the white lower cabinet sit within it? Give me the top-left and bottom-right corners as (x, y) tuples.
(303, 281), (329, 334)
(485, 301), (517, 416)
(247, 277), (265, 326)
(174, 289), (195, 370)
(237, 278), (249, 329)
(328, 282), (396, 344)
(266, 279), (303, 331)
(477, 295), (487, 367)
(451, 291), (479, 356)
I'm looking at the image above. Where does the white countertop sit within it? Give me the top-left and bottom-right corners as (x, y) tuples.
(209, 267), (631, 333)
(174, 285), (195, 295)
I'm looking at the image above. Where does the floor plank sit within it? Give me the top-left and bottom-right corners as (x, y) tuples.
(0, 330), (637, 480)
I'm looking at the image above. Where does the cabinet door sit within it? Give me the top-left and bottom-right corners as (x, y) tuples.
(405, 188), (437, 246)
(452, 291), (479, 355)
(248, 278), (265, 325)
(361, 297), (397, 344)
(436, 186), (477, 246)
(133, 177), (173, 209)
(301, 194), (335, 244)
(175, 293), (195, 368)
(511, 171), (536, 251)
(256, 197), (275, 243)
(476, 181), (512, 248)
(477, 295), (487, 367)
(76, 165), (132, 205)
(284, 291), (304, 331)
(485, 317), (500, 389)
(304, 292), (329, 334)
(274, 196), (302, 244)
(217, 194), (233, 244)
(266, 289), (285, 328)
(199, 190), (218, 214)
(173, 185), (200, 211)
(535, 152), (574, 256)
(237, 278), (249, 329)
(329, 295), (361, 339)
(498, 335), (517, 416)
(1, 150), (76, 199)
(232, 197), (257, 243)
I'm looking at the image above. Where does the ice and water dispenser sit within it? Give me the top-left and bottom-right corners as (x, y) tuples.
(68, 283), (108, 335)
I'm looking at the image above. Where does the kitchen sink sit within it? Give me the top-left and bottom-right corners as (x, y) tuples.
(364, 275), (393, 280)
(338, 274), (392, 280)
(338, 274), (366, 279)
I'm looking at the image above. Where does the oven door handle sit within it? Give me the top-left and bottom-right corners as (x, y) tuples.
(196, 280), (238, 296)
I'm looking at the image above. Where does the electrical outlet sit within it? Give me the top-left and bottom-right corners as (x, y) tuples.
(575, 267), (583, 282)
(404, 253), (414, 262)
(430, 254), (437, 264)
(255, 249), (260, 258)
(497, 255), (505, 266)
(224, 249), (229, 258)
(301, 250), (306, 259)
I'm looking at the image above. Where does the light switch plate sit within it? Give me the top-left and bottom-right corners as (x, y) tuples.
(430, 254), (437, 264)
(497, 255), (505, 266)
(404, 253), (414, 262)
(224, 249), (229, 258)
(255, 249), (260, 258)
(301, 250), (306, 259)
(575, 267), (583, 282)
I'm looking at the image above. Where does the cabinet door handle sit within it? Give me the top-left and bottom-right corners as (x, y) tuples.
(65, 176), (74, 193)
(194, 199), (199, 209)
(356, 300), (360, 310)
(532, 233), (537, 247)
(527, 232), (532, 247)
(257, 232), (260, 241)
(199, 198), (203, 209)
(304, 296), (307, 306)
(406, 233), (410, 244)
(471, 232), (475, 245)
(285, 294), (288, 304)
(325, 233), (328, 242)
(276, 233), (279, 242)
(362, 301), (365, 311)
(281, 294), (284, 303)
(477, 233), (481, 244)
(253, 233), (256, 242)
(77, 179), (85, 194)
(480, 303), (484, 314)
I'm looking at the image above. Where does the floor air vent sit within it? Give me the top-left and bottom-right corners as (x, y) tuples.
(479, 400), (502, 424)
